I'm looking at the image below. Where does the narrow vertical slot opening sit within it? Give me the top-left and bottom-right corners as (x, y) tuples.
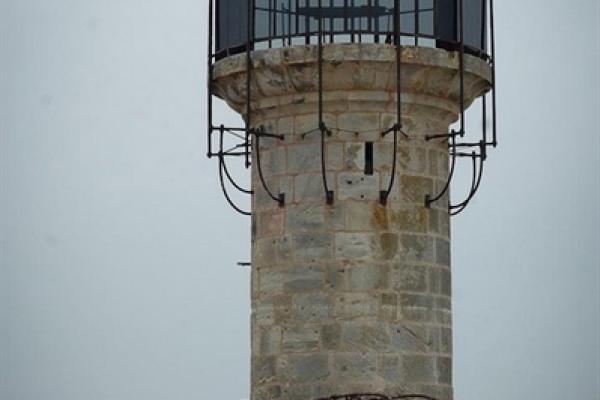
(364, 141), (374, 175)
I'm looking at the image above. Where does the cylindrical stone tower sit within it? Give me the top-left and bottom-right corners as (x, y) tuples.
(208, 2), (496, 400)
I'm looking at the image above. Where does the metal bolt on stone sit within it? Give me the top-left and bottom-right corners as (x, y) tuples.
(207, 1), (498, 399)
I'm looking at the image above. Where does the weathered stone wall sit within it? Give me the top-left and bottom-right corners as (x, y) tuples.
(213, 44), (491, 400)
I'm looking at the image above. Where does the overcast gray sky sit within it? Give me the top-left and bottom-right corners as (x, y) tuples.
(1, 1), (599, 399)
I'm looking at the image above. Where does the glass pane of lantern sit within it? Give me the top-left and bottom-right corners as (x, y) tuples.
(379, 0), (394, 11)
(218, 0), (249, 50)
(400, 12), (415, 34)
(419, 0), (433, 10)
(275, 2), (284, 37)
(255, 10), (270, 39)
(419, 10), (433, 35)
(464, 0), (484, 50)
(378, 15), (390, 33)
(400, 0), (415, 12)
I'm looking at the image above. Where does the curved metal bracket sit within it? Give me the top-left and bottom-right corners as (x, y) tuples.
(320, 122), (334, 205)
(217, 127), (252, 216)
(450, 142), (486, 216)
(252, 127), (285, 207)
(425, 131), (458, 208)
(380, 125), (399, 205)
(222, 153), (253, 195)
(218, 126), (254, 195)
(218, 156), (252, 216)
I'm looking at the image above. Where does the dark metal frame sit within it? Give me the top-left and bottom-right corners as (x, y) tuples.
(214, 0), (487, 59)
(207, 0), (497, 217)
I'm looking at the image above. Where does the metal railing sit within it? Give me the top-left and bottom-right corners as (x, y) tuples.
(207, 0), (498, 217)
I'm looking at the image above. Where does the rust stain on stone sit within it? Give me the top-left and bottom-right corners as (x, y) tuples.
(371, 203), (388, 230)
(378, 232), (398, 260)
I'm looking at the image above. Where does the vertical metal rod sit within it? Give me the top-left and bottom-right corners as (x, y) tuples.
(329, 0), (334, 43)
(280, 2), (284, 43)
(344, 0), (349, 36)
(378, 0), (403, 205)
(273, 0), (278, 43)
(305, 0), (310, 44)
(318, 0), (324, 127)
(415, 0), (419, 45)
(245, 0), (254, 168)
(368, 0), (373, 39)
(458, 0), (465, 136)
(351, 0), (355, 43)
(288, 0), (292, 45)
(269, 0), (273, 47)
(481, 0), (487, 51)
(318, 0), (333, 205)
(481, 0), (488, 146)
(374, 0), (380, 42)
(490, 0), (497, 147)
(432, 0), (436, 37)
(358, 0), (362, 43)
(395, 0), (401, 128)
(207, 0), (214, 158)
(296, 0), (300, 40)
(252, 0), (256, 49)
(482, 94), (487, 145)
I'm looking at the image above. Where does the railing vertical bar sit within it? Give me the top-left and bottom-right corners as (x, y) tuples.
(395, 0), (401, 126)
(207, 0), (214, 157)
(305, 0), (310, 44)
(330, 0), (334, 43)
(368, 0), (373, 39)
(374, 0), (380, 42)
(459, 0), (465, 135)
(296, 0), (300, 39)
(280, 2), (284, 43)
(490, 0), (497, 147)
(273, 0), (278, 44)
(318, 0), (323, 126)
(245, 0), (254, 168)
(288, 0), (292, 45)
(415, 0), (419, 45)
(268, 0), (273, 47)
(481, 0), (487, 51)
(344, 0), (349, 35)
(351, 0), (355, 42)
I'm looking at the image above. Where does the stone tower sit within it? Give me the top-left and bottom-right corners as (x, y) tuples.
(208, 2), (495, 400)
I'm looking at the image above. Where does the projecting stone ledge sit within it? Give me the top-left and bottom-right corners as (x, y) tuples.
(212, 43), (492, 126)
